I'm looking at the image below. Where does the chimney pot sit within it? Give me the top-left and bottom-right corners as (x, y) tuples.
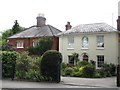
(65, 21), (72, 30)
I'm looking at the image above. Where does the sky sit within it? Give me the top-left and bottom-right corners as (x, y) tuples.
(0, 0), (119, 33)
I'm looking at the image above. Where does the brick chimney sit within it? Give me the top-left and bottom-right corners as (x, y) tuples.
(65, 22), (72, 30)
(36, 13), (46, 27)
(117, 1), (120, 31)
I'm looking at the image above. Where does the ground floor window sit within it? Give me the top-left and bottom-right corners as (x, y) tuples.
(83, 54), (88, 62)
(68, 55), (74, 65)
(97, 55), (104, 67)
(17, 41), (24, 48)
(81, 53), (89, 62)
(33, 41), (39, 47)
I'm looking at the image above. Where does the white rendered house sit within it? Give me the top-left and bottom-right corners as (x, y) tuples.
(59, 23), (120, 68)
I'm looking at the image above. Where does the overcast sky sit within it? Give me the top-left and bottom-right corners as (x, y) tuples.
(0, 0), (119, 32)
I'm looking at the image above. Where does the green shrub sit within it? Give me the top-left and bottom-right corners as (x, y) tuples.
(64, 67), (74, 76)
(15, 52), (42, 81)
(2, 51), (18, 79)
(94, 70), (102, 78)
(40, 50), (62, 82)
(81, 64), (95, 78)
(101, 63), (116, 77)
(71, 71), (82, 77)
(77, 61), (90, 67)
(61, 62), (67, 70)
(109, 63), (116, 76)
(27, 37), (52, 55)
(73, 66), (79, 72)
(15, 52), (32, 79)
(96, 69), (107, 78)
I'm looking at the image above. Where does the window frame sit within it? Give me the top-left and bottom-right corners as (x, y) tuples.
(97, 55), (104, 68)
(96, 35), (104, 49)
(68, 55), (74, 65)
(33, 41), (39, 47)
(81, 36), (89, 49)
(67, 36), (74, 49)
(17, 41), (24, 48)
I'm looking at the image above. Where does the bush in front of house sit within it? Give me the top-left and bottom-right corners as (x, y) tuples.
(77, 61), (90, 67)
(2, 51), (18, 79)
(15, 52), (31, 79)
(27, 37), (52, 56)
(40, 50), (62, 82)
(64, 67), (74, 76)
(15, 52), (43, 81)
(102, 63), (116, 76)
(80, 64), (95, 78)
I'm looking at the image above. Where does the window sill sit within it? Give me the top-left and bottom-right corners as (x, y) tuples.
(17, 47), (24, 48)
(81, 48), (89, 50)
(96, 48), (104, 50)
(67, 48), (74, 50)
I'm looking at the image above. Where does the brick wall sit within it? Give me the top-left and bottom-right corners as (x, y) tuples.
(8, 37), (59, 52)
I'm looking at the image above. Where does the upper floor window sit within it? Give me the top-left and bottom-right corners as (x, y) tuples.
(97, 35), (104, 48)
(68, 36), (74, 46)
(17, 41), (24, 48)
(82, 36), (88, 48)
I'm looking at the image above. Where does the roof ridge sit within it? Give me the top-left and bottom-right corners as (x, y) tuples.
(47, 24), (61, 32)
(48, 25), (55, 36)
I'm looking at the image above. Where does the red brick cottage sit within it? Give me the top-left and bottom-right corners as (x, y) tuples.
(7, 14), (62, 52)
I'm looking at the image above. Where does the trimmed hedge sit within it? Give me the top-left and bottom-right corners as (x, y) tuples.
(1, 51), (18, 79)
(40, 50), (62, 82)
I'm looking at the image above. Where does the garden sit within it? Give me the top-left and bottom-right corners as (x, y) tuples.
(1, 50), (62, 82)
(61, 61), (116, 78)
(1, 50), (117, 82)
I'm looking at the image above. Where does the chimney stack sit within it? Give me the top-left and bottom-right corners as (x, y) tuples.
(36, 13), (46, 27)
(65, 22), (72, 30)
(117, 1), (120, 31)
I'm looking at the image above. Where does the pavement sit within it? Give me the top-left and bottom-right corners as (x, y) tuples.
(1, 77), (120, 89)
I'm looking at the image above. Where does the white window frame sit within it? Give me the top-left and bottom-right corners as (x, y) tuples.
(97, 35), (104, 49)
(67, 36), (74, 49)
(17, 41), (24, 48)
(33, 41), (39, 47)
(81, 36), (89, 49)
(97, 55), (104, 68)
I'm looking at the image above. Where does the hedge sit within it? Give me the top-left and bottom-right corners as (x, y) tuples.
(1, 51), (18, 79)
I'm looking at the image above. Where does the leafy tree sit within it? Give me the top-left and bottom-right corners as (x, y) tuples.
(1, 20), (24, 51)
(2, 29), (13, 45)
(27, 37), (52, 56)
(72, 53), (79, 65)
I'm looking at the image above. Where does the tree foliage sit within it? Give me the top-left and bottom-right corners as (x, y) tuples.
(1, 20), (24, 50)
(27, 37), (52, 56)
(12, 20), (23, 34)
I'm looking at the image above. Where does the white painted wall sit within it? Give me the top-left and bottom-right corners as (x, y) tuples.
(59, 32), (119, 68)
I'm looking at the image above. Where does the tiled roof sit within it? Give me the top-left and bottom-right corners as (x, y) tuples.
(8, 25), (61, 38)
(59, 23), (118, 36)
